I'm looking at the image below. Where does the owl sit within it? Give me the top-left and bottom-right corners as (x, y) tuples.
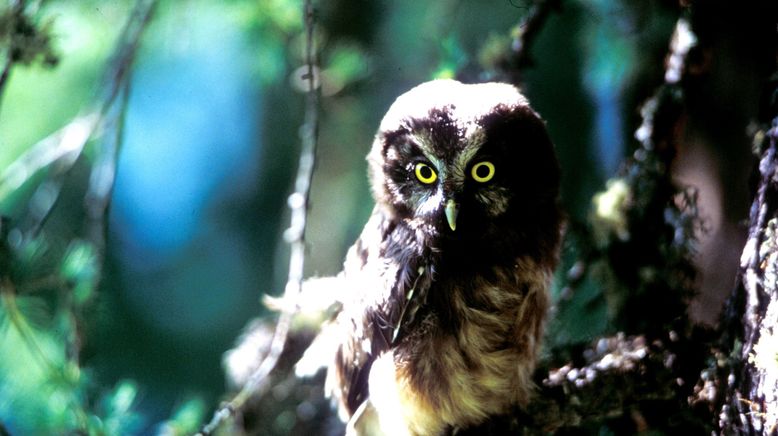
(296, 79), (562, 435)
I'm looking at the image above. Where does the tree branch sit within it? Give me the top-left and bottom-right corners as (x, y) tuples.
(719, 105), (778, 434)
(196, 1), (321, 434)
(0, 0), (156, 239)
(493, 0), (562, 85)
(525, 332), (713, 433)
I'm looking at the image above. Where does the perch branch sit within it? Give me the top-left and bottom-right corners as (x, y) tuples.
(196, 1), (320, 434)
(525, 333), (703, 432)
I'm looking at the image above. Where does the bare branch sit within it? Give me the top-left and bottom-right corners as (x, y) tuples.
(0, 0), (157, 239)
(197, 1), (320, 434)
(492, 0), (562, 85)
(509, 0), (560, 68)
(0, 114), (98, 202)
(84, 74), (131, 254)
(97, 0), (156, 115)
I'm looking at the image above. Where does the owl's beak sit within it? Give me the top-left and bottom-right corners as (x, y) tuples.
(445, 199), (459, 231)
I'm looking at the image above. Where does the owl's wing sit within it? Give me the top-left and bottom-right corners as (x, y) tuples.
(389, 264), (430, 345)
(298, 209), (432, 420)
(330, 219), (435, 419)
(327, 306), (391, 419)
(320, 211), (397, 417)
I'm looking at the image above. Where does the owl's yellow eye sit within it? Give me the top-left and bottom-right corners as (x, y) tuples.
(414, 162), (437, 184)
(471, 161), (495, 183)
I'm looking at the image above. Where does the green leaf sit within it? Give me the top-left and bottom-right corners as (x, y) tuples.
(60, 240), (98, 306)
(157, 397), (206, 436)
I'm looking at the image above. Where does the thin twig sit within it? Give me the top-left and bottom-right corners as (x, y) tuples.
(510, 0), (559, 66)
(0, 278), (58, 371)
(0, 60), (13, 106)
(0, 114), (98, 202)
(496, 0), (561, 84)
(85, 68), (132, 253)
(196, 1), (320, 434)
(63, 63), (133, 366)
(1, 0), (157, 239)
(97, 0), (155, 115)
(0, 0), (25, 111)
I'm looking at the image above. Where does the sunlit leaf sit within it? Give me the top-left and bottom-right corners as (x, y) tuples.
(324, 43), (370, 89)
(60, 240), (98, 305)
(157, 397), (206, 436)
(98, 380), (143, 436)
(432, 36), (466, 80)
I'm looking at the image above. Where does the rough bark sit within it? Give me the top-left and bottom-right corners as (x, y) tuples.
(720, 114), (778, 434)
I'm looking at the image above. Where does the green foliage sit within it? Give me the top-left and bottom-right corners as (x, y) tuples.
(0, 3), (118, 174)
(229, 0), (303, 84)
(157, 398), (207, 436)
(95, 381), (143, 435)
(432, 36), (467, 79)
(0, 1), (209, 434)
(0, 230), (141, 434)
(61, 240), (98, 306)
(320, 42), (370, 95)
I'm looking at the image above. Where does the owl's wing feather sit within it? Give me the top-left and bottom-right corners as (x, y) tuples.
(328, 213), (435, 417)
(391, 265), (429, 345)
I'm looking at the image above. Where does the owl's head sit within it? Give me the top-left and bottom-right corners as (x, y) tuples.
(368, 80), (560, 253)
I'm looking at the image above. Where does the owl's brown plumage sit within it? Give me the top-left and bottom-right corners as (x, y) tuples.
(298, 80), (562, 435)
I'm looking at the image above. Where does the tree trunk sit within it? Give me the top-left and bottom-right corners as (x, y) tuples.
(721, 115), (778, 434)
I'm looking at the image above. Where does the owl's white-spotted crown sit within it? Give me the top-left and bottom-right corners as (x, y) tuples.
(377, 80), (530, 135)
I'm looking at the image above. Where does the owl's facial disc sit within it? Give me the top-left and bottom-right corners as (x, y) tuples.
(403, 142), (507, 235)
